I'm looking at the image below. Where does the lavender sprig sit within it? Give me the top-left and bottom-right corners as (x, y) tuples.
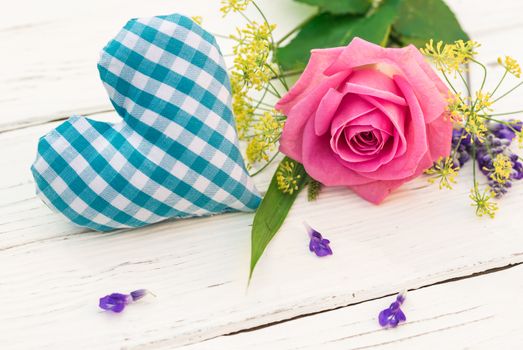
(452, 121), (523, 198)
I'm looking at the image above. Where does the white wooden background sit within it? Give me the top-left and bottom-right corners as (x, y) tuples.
(1, 1), (523, 349)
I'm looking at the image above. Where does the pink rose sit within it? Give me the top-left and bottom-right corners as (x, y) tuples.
(276, 38), (452, 204)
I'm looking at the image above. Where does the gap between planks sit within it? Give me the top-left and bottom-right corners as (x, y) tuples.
(214, 261), (523, 338)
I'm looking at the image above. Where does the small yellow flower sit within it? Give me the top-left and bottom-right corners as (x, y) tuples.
(474, 90), (493, 112)
(446, 93), (466, 124)
(464, 110), (488, 141)
(220, 0), (251, 16)
(421, 39), (479, 74)
(276, 161), (302, 195)
(453, 40), (480, 62)
(498, 56), (521, 78)
(488, 154), (512, 184)
(425, 157), (459, 189)
(469, 184), (498, 218)
(191, 16), (203, 25)
(421, 40), (460, 73)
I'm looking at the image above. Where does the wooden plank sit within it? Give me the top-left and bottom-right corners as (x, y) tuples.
(180, 264), (523, 350)
(1, 0), (523, 131)
(1, 116), (523, 348)
(0, 0), (314, 132)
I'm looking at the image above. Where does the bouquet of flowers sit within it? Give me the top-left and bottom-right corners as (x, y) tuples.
(217, 0), (523, 278)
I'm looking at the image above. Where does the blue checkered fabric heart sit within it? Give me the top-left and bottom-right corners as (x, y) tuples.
(31, 14), (261, 231)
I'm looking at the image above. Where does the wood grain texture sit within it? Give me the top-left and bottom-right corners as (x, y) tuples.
(2, 0), (523, 349)
(0, 113), (522, 348)
(1, 0), (522, 131)
(179, 264), (523, 350)
(0, 0), (314, 131)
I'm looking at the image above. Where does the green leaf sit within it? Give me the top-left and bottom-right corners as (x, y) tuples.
(249, 158), (308, 279)
(277, 0), (401, 72)
(393, 0), (469, 47)
(294, 0), (372, 15)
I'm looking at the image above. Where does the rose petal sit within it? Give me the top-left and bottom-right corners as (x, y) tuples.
(352, 75), (428, 180)
(342, 69), (407, 106)
(347, 109), (394, 135)
(301, 117), (374, 186)
(276, 48), (345, 114)
(330, 95), (376, 135)
(325, 38), (447, 123)
(315, 88), (345, 136)
(426, 114), (453, 160)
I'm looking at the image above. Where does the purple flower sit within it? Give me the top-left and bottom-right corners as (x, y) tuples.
(489, 120), (522, 141)
(99, 293), (132, 313)
(379, 293), (407, 328)
(99, 289), (153, 313)
(305, 223), (332, 257)
(451, 128), (471, 167)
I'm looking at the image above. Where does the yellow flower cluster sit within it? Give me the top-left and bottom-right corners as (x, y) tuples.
(469, 184), (498, 218)
(223, 4), (283, 168)
(474, 91), (493, 112)
(231, 79), (254, 140)
(421, 39), (480, 74)
(245, 111), (283, 166)
(220, 0), (251, 16)
(425, 157), (459, 189)
(498, 56), (521, 78)
(489, 154), (513, 184)
(446, 92), (489, 141)
(276, 161), (302, 195)
(230, 22), (277, 91)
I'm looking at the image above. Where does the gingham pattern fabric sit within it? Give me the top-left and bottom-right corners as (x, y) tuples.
(31, 14), (261, 232)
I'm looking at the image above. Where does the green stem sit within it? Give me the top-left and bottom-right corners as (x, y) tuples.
(471, 142), (478, 189)
(252, 104), (274, 112)
(253, 99), (274, 108)
(442, 71), (461, 97)
(272, 69), (303, 79)
(250, 151), (280, 177)
(266, 63), (289, 90)
(458, 70), (471, 97)
(239, 11), (254, 25)
(492, 81), (523, 103)
(478, 115), (520, 132)
(491, 69), (508, 98)
(487, 110), (523, 117)
(471, 58), (488, 93)
(252, 84), (271, 110)
(267, 81), (282, 98)
(212, 33), (232, 40)
(251, 0), (290, 95)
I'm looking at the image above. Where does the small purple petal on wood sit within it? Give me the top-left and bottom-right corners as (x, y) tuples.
(378, 292), (407, 328)
(305, 223), (332, 257)
(99, 293), (132, 313)
(99, 289), (153, 313)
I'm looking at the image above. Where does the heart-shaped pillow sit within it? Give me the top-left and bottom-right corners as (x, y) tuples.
(31, 14), (261, 231)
